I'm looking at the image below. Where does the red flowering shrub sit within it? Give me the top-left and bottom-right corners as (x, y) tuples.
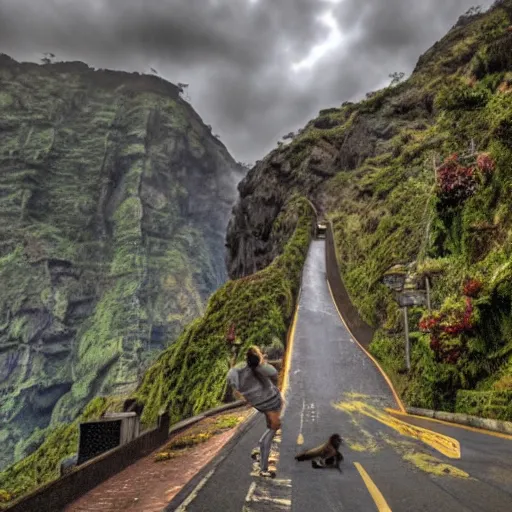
(436, 152), (495, 205)
(419, 298), (474, 364)
(437, 154), (477, 203)
(419, 312), (443, 332)
(463, 278), (483, 297)
(476, 153), (495, 174)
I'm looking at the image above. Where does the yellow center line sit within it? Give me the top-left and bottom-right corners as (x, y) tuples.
(354, 462), (392, 512)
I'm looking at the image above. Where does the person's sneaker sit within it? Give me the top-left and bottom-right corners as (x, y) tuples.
(259, 469), (276, 478)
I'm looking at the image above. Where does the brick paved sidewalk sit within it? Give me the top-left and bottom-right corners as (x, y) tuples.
(65, 408), (252, 512)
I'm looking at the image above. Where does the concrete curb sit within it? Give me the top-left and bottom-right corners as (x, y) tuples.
(406, 407), (512, 435)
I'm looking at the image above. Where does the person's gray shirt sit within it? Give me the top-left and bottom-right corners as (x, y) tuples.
(227, 363), (279, 407)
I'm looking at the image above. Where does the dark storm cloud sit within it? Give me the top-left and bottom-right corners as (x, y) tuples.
(0, 0), (494, 163)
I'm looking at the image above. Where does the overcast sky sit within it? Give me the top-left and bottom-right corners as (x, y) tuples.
(0, 0), (493, 163)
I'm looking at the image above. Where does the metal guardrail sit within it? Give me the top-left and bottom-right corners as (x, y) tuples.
(5, 401), (248, 512)
(324, 221), (375, 349)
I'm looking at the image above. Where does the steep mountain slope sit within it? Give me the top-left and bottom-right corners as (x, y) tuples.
(0, 55), (243, 469)
(0, 195), (314, 505)
(227, 1), (512, 418)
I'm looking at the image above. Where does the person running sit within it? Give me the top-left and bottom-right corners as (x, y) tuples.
(227, 346), (283, 477)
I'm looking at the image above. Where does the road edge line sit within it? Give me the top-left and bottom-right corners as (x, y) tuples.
(164, 409), (259, 511)
(354, 462), (392, 512)
(326, 279), (406, 413)
(167, 263), (304, 510)
(280, 284), (301, 404)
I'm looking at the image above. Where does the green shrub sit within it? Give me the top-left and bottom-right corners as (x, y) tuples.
(485, 33), (512, 74)
(455, 390), (512, 420)
(435, 81), (490, 111)
(0, 397), (116, 505)
(135, 196), (315, 426)
(327, 4), (512, 418)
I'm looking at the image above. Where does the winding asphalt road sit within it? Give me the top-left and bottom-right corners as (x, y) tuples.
(169, 241), (512, 511)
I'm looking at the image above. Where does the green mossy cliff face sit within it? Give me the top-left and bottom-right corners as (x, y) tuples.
(136, 196), (315, 426)
(227, 2), (512, 418)
(0, 55), (243, 469)
(0, 196), (314, 505)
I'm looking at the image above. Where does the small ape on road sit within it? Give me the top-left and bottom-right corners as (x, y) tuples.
(295, 433), (344, 472)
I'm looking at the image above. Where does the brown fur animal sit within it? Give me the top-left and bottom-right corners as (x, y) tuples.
(295, 433), (344, 472)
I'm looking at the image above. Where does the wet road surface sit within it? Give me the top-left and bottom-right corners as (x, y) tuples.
(170, 241), (512, 512)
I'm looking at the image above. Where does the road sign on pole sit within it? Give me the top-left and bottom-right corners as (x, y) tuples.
(396, 290), (427, 308)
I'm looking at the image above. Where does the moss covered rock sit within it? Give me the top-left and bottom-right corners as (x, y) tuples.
(0, 54), (244, 469)
(0, 196), (313, 505)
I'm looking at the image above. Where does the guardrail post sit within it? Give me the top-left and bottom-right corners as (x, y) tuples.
(158, 410), (170, 435)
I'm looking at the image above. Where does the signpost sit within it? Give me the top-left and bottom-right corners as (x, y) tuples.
(395, 291), (426, 370)
(382, 267), (427, 371)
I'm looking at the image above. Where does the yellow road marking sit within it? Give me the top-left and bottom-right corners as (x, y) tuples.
(323, 244), (467, 459)
(297, 433), (304, 445)
(403, 453), (469, 478)
(382, 436), (470, 479)
(344, 430), (379, 453)
(280, 286), (301, 399)
(386, 408), (512, 442)
(325, 241), (503, 449)
(335, 399), (461, 459)
(354, 462), (392, 512)
(326, 280), (406, 413)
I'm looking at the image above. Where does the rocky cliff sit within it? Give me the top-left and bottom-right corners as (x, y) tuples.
(0, 54), (243, 469)
(0, 196), (314, 505)
(227, 1), (512, 417)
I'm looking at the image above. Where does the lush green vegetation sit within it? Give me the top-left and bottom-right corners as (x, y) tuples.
(237, 2), (512, 419)
(135, 196), (315, 426)
(2, 2), (512, 506)
(321, 3), (512, 417)
(0, 195), (313, 506)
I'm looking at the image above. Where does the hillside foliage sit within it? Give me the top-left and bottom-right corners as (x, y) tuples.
(227, 0), (512, 418)
(0, 196), (314, 505)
